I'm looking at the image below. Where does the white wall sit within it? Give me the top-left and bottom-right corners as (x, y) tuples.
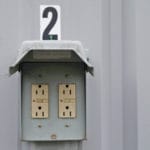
(136, 0), (150, 149)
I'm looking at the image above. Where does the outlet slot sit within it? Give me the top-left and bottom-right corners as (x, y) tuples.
(38, 106), (42, 110)
(42, 90), (44, 95)
(59, 84), (76, 118)
(66, 106), (69, 109)
(63, 90), (65, 94)
(32, 84), (49, 118)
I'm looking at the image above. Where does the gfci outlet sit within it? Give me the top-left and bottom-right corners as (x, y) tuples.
(32, 84), (49, 118)
(59, 84), (76, 118)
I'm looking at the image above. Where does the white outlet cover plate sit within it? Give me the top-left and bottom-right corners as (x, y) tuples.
(59, 84), (76, 118)
(32, 84), (49, 118)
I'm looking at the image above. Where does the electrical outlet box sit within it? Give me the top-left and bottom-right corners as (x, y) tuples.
(9, 41), (94, 142)
(59, 84), (76, 118)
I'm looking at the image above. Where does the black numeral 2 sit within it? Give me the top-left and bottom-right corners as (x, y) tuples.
(42, 7), (58, 40)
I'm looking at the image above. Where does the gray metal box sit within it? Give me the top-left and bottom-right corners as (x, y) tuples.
(21, 62), (86, 141)
(9, 41), (93, 141)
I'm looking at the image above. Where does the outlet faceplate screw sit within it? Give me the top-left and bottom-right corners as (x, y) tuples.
(38, 125), (42, 128)
(65, 74), (69, 78)
(38, 74), (42, 78)
(51, 134), (57, 139)
(65, 124), (70, 127)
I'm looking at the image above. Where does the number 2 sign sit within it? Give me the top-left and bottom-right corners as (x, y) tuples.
(40, 5), (61, 40)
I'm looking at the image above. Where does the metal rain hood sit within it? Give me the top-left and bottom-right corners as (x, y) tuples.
(9, 40), (94, 75)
